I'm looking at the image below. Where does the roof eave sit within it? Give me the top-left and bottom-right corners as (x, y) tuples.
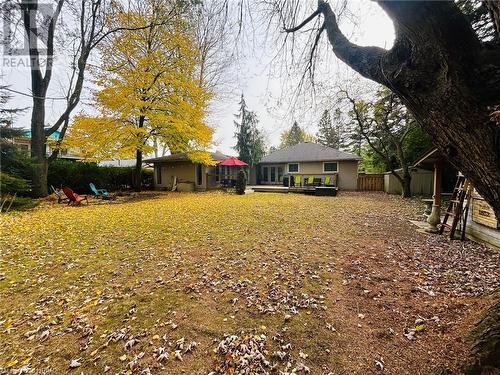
(259, 158), (361, 163)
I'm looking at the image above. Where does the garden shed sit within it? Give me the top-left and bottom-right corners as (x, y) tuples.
(384, 167), (433, 196)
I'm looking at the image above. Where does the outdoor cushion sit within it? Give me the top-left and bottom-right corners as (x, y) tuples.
(324, 176), (331, 185)
(294, 175), (301, 186)
(307, 176), (314, 185)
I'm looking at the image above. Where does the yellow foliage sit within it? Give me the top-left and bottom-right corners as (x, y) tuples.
(64, 1), (213, 161)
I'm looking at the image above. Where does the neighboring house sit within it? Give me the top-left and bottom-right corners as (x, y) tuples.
(254, 142), (361, 190)
(145, 151), (237, 191)
(13, 129), (82, 161)
(98, 159), (137, 167)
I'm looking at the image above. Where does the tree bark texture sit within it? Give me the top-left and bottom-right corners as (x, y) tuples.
(462, 301), (500, 374)
(484, 1), (500, 38)
(31, 97), (48, 197)
(315, 0), (500, 218)
(134, 149), (143, 193)
(401, 171), (412, 198)
(134, 115), (146, 192)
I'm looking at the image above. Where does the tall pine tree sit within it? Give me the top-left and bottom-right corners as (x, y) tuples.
(233, 94), (265, 167)
(279, 121), (315, 148)
(316, 109), (341, 149)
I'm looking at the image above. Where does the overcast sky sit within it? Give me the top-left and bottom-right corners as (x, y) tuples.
(1, 1), (395, 156)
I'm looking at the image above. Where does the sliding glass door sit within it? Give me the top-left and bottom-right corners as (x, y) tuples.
(261, 165), (284, 185)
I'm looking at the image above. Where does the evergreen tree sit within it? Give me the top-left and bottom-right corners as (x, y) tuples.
(316, 109), (341, 149)
(279, 121), (315, 148)
(235, 169), (246, 195)
(288, 121), (303, 145)
(233, 94), (266, 167)
(0, 83), (31, 195)
(0, 83), (26, 127)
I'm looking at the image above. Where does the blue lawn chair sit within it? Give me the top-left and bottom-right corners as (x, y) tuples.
(89, 183), (110, 199)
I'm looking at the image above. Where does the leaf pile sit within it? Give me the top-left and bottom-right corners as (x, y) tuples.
(209, 330), (311, 375)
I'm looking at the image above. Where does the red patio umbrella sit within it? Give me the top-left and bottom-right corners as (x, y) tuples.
(218, 156), (248, 166)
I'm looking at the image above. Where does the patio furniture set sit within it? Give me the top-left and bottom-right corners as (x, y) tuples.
(288, 175), (336, 188)
(51, 183), (116, 205)
(285, 175), (338, 196)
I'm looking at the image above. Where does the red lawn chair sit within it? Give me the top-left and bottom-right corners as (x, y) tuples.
(62, 187), (89, 206)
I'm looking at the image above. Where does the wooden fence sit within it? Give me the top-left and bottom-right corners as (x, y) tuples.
(357, 174), (385, 191)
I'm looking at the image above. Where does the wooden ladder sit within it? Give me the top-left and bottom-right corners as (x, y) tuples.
(439, 174), (471, 240)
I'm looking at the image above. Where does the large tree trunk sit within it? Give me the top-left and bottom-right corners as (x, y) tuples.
(395, 141), (412, 198)
(462, 301), (500, 374)
(484, 1), (500, 38)
(314, 0), (500, 219)
(401, 168), (412, 198)
(379, 2), (500, 218)
(30, 90), (48, 198)
(134, 149), (142, 192)
(134, 115), (146, 192)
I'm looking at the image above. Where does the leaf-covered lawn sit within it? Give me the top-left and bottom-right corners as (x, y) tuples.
(0, 192), (498, 375)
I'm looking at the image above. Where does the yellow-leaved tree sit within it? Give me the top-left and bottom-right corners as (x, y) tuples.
(64, 1), (214, 191)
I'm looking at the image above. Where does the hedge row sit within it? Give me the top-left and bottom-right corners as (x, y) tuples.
(48, 160), (153, 193)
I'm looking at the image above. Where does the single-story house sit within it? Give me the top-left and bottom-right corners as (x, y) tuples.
(145, 151), (244, 191)
(253, 142), (361, 190)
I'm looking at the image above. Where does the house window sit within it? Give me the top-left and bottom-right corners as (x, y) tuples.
(270, 167), (276, 182)
(215, 165), (220, 182)
(262, 167), (268, 182)
(277, 167), (283, 182)
(287, 163), (299, 173)
(323, 162), (338, 172)
(156, 165), (162, 184)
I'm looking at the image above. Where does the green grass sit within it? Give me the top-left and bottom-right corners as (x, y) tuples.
(0, 191), (420, 374)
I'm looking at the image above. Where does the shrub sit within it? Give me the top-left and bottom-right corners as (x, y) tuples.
(0, 126), (33, 194)
(0, 172), (30, 195)
(235, 169), (246, 195)
(48, 160), (153, 193)
(1, 196), (39, 212)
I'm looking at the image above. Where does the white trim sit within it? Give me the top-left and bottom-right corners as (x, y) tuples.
(287, 163), (300, 173)
(323, 161), (339, 173)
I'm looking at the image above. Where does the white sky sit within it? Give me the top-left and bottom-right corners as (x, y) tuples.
(1, 0), (395, 156)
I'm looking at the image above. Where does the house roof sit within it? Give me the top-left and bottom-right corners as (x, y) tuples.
(144, 151), (228, 163)
(23, 129), (61, 140)
(260, 142), (361, 163)
(413, 148), (442, 167)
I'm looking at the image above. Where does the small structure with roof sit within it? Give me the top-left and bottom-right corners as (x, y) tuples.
(144, 151), (248, 191)
(413, 148), (499, 249)
(253, 142), (361, 190)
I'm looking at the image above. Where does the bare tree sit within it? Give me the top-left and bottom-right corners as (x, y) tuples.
(192, 0), (234, 93)
(15, 0), (175, 197)
(275, 0), (500, 219)
(342, 88), (416, 197)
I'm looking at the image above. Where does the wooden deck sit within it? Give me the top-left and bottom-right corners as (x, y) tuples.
(247, 185), (290, 193)
(248, 185), (337, 195)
